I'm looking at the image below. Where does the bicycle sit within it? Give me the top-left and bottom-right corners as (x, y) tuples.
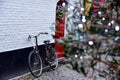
(28, 32), (58, 78)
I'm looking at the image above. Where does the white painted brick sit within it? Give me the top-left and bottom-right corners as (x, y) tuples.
(0, 0), (57, 52)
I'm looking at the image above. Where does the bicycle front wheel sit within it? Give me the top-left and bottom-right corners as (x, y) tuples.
(48, 47), (58, 70)
(28, 50), (42, 78)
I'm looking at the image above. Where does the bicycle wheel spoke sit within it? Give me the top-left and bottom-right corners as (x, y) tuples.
(28, 50), (43, 78)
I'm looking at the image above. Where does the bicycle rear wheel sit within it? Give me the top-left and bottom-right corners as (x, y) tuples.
(48, 47), (58, 69)
(28, 50), (42, 78)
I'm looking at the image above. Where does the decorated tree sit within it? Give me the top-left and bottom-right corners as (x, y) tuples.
(54, 0), (120, 79)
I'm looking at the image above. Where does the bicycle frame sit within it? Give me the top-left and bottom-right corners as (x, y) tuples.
(29, 34), (52, 64)
(28, 32), (58, 78)
(29, 33), (47, 59)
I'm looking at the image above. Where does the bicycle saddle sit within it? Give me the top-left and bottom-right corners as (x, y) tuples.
(43, 40), (50, 44)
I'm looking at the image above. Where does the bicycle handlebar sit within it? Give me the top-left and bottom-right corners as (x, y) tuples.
(28, 32), (48, 39)
(37, 32), (48, 37)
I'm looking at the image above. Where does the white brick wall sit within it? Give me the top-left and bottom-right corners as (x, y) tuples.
(0, 0), (57, 52)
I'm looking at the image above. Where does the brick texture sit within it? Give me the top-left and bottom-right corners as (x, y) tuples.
(0, 0), (57, 52)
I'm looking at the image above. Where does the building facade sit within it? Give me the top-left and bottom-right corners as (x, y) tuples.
(0, 0), (57, 53)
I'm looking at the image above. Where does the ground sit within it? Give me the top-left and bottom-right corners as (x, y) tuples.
(11, 63), (107, 80)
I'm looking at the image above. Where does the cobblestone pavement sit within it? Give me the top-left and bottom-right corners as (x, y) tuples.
(35, 64), (84, 80)
(10, 58), (109, 80)
(24, 64), (105, 80)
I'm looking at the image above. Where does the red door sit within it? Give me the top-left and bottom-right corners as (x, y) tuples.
(55, 0), (65, 58)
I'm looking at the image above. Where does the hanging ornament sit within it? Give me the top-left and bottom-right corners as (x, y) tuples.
(78, 24), (84, 28)
(102, 17), (105, 21)
(75, 54), (78, 58)
(108, 22), (112, 26)
(62, 2), (66, 7)
(98, 11), (102, 15)
(104, 29), (109, 33)
(115, 25), (120, 31)
(88, 41), (94, 45)
(82, 16), (86, 23)
(111, 20), (114, 24)
(80, 35), (84, 39)
(81, 7), (85, 11)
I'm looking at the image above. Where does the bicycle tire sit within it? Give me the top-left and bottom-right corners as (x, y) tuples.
(48, 46), (58, 70)
(28, 50), (43, 78)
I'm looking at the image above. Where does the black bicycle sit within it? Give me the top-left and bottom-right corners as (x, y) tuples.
(28, 32), (58, 78)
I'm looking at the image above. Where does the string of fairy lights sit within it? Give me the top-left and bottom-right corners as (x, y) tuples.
(58, 0), (120, 78)
(63, 0), (120, 39)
